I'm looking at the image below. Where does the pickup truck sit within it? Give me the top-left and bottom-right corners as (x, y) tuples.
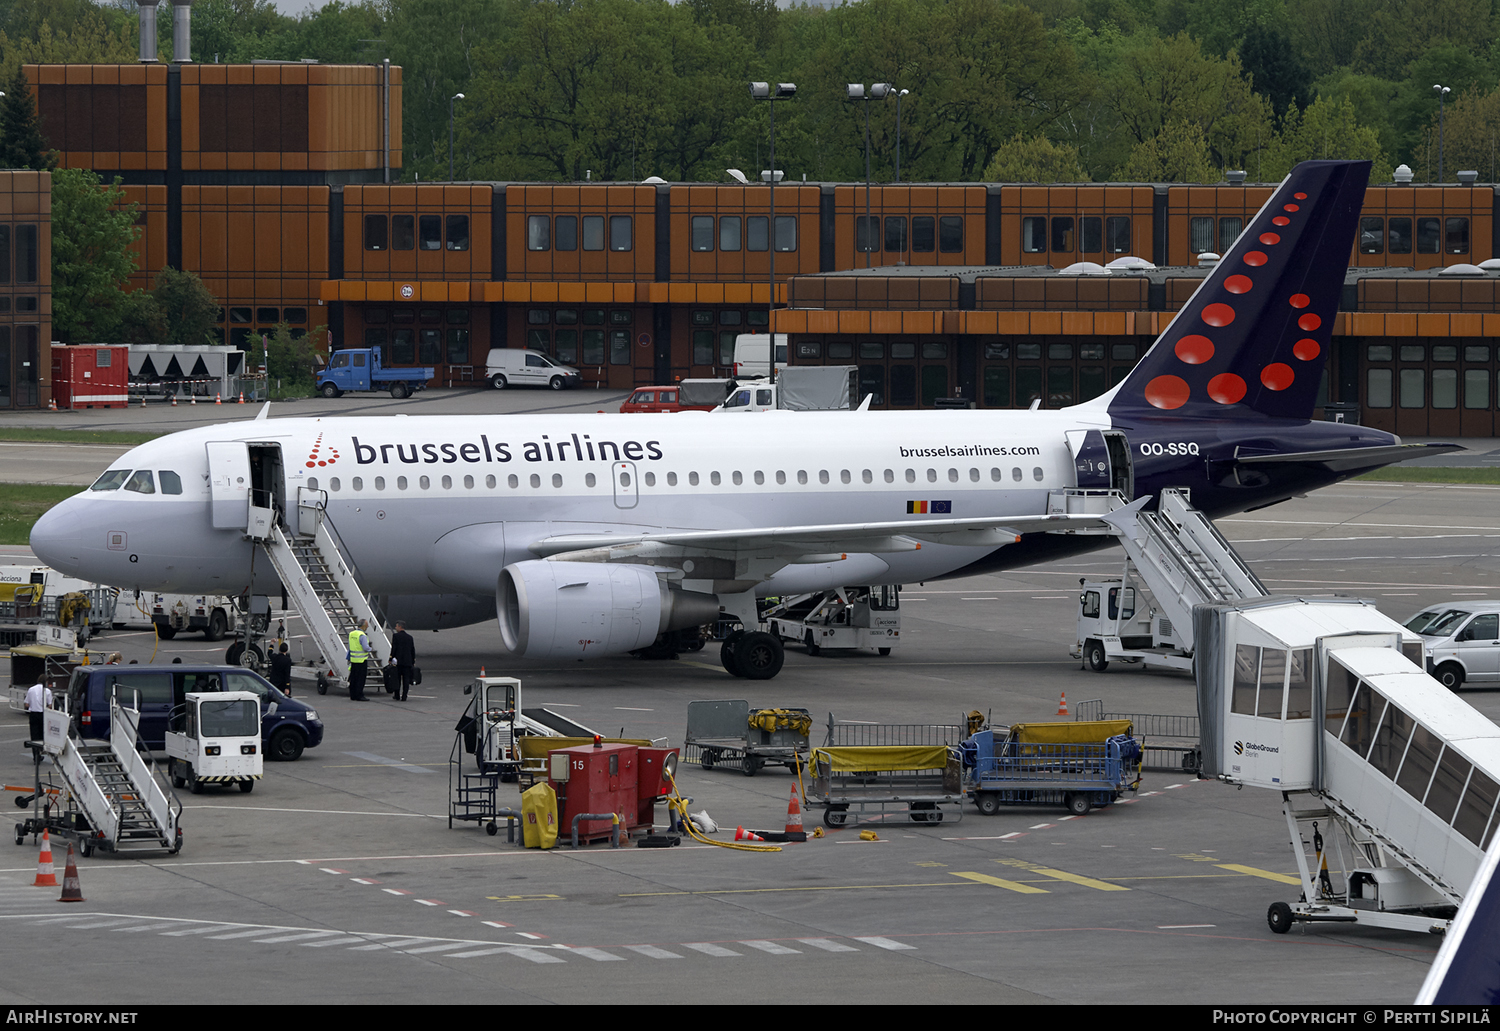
(317, 347), (433, 399)
(620, 378), (735, 413)
(715, 366), (860, 412)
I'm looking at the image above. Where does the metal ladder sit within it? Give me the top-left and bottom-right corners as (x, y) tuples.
(1103, 488), (1268, 651)
(258, 490), (391, 675)
(51, 697), (180, 853)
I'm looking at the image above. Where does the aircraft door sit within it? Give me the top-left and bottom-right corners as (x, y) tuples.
(612, 461), (639, 509)
(206, 441), (251, 529)
(1103, 431), (1133, 499)
(247, 442), (286, 536)
(1067, 430), (1111, 489)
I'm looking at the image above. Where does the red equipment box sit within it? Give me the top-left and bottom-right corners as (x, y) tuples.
(51, 345), (128, 409)
(549, 742), (639, 844)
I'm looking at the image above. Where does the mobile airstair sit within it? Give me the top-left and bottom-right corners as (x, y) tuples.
(256, 486), (392, 678)
(1196, 596), (1500, 936)
(18, 695), (181, 856)
(1074, 488), (1268, 672)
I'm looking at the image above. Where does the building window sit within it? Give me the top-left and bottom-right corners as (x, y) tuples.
(983, 366), (1010, 407)
(582, 330), (605, 364)
(284, 308), (307, 324)
(856, 216), (877, 253)
(420, 215), (442, 250)
(1051, 216), (1074, 253)
(939, 216), (963, 253)
(1081, 217), (1101, 253)
(1388, 218), (1412, 255)
(1190, 217), (1213, 254)
(1447, 218), (1470, 255)
(1417, 217), (1441, 254)
(693, 330), (714, 365)
(885, 217), (906, 252)
(720, 310), (742, 326)
(447, 215), (470, 251)
(257, 307), (279, 324)
(0, 225), (10, 283)
(692, 216), (713, 252)
(582, 216), (605, 251)
(527, 215), (550, 251)
(391, 214), (414, 250)
(555, 215), (577, 251)
(1360, 217), (1384, 254)
(748, 216), (770, 252)
(554, 329), (577, 364)
(1106, 216), (1130, 254)
(528, 309), (550, 325)
(363, 214), (387, 251)
(1218, 218), (1243, 254)
(775, 215), (798, 252)
(1465, 370), (1490, 409)
(1399, 368), (1425, 408)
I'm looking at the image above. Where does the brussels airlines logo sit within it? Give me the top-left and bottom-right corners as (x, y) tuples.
(306, 434), (340, 469)
(351, 433), (664, 467)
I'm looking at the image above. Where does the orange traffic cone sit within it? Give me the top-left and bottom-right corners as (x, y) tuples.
(48, 397), (56, 411)
(139, 394), (146, 408)
(170, 393), (177, 407)
(784, 785), (804, 837)
(214, 392), (222, 405)
(190, 393), (196, 405)
(734, 826), (765, 842)
(1057, 692), (1069, 717)
(32, 828), (56, 887)
(479, 666), (485, 678)
(58, 843), (84, 902)
(237, 391), (245, 404)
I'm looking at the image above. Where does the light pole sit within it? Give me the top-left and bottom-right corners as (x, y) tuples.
(895, 88), (909, 183)
(847, 83), (891, 266)
(1434, 84), (1451, 183)
(749, 82), (795, 381)
(449, 92), (465, 181)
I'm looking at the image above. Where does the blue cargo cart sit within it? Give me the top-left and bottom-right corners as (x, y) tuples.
(963, 719), (1143, 816)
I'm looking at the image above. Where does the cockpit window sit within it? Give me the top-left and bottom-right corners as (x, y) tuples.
(124, 470), (155, 495)
(159, 471), (183, 495)
(90, 469), (131, 491)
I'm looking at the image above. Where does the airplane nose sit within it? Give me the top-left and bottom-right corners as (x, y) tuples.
(30, 501), (82, 575)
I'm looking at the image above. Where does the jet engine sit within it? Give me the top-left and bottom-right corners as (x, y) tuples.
(497, 560), (719, 659)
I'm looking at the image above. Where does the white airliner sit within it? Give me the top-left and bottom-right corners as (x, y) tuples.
(29, 161), (1452, 680)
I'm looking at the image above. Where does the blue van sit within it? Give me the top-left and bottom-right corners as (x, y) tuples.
(65, 664), (324, 761)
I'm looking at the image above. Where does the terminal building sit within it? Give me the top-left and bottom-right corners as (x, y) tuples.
(6, 5), (1500, 433)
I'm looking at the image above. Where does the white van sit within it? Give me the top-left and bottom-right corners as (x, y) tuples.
(730, 334), (788, 378)
(484, 349), (583, 391)
(1405, 601), (1500, 689)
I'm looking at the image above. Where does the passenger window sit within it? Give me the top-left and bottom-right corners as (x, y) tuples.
(856, 216), (877, 253)
(911, 216), (935, 252)
(1021, 216), (1045, 253)
(582, 216), (604, 251)
(528, 215), (550, 251)
(1106, 216), (1130, 254)
(391, 214), (414, 251)
(159, 471), (183, 495)
(124, 470), (155, 495)
(1360, 217), (1384, 255)
(1081, 216), (1101, 253)
(610, 216), (632, 252)
(1388, 217), (1413, 255)
(446, 215), (470, 252)
(1417, 217), (1441, 254)
(353, 353), (366, 368)
(1082, 591), (1100, 617)
(719, 217), (741, 252)
(363, 214), (387, 251)
(420, 215), (442, 250)
(755, 389), (772, 405)
(91, 469), (131, 491)
(555, 216), (577, 251)
(1447, 217), (1470, 254)
(775, 216), (797, 252)
(884, 217), (907, 252)
(692, 216), (713, 252)
(110, 673), (174, 705)
(1050, 216), (1074, 253)
(1461, 614), (1499, 641)
(939, 216), (963, 253)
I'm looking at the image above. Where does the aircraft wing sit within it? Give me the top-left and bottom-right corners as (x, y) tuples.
(1234, 442), (1465, 472)
(528, 510), (1115, 559)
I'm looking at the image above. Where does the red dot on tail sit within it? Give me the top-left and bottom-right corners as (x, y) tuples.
(1207, 373), (1247, 405)
(1243, 251), (1268, 266)
(1144, 375), (1190, 410)
(1261, 364), (1295, 390)
(1224, 275), (1252, 294)
(1175, 335), (1215, 364)
(1293, 338), (1320, 361)
(1298, 313), (1321, 331)
(1283, 204), (1299, 212)
(1272, 216), (1291, 226)
(1259, 233), (1280, 245)
(1289, 293), (1310, 309)
(306, 461), (316, 469)
(1294, 192), (1307, 200)
(1202, 303), (1235, 327)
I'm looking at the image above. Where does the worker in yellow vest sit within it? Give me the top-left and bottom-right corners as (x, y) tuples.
(347, 619), (374, 701)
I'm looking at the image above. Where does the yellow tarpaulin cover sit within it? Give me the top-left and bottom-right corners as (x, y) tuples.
(1011, 720), (1133, 744)
(813, 745), (950, 773)
(748, 709), (812, 736)
(521, 781), (559, 849)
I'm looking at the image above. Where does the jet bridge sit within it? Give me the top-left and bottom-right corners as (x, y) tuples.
(1196, 596), (1500, 935)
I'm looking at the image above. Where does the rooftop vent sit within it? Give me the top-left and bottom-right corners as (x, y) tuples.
(1196, 251), (1220, 269)
(1393, 164), (1414, 184)
(1225, 170), (1247, 184)
(1458, 170), (1479, 184)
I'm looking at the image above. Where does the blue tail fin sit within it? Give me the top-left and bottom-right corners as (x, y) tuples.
(1108, 160), (1370, 421)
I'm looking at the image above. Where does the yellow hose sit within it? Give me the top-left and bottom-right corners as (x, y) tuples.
(665, 771), (780, 853)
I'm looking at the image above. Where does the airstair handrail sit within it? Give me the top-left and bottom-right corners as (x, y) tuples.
(109, 695), (180, 844)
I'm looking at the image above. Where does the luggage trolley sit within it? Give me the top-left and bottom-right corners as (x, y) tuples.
(683, 699), (810, 776)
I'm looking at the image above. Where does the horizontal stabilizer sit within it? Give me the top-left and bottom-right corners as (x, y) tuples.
(1234, 442), (1465, 473)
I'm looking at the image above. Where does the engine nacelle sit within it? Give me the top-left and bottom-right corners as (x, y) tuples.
(497, 560), (719, 659)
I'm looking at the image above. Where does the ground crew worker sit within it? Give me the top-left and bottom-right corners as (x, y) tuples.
(347, 619), (374, 701)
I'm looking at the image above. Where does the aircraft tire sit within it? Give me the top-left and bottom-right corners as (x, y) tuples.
(736, 632), (784, 680)
(720, 632), (744, 677)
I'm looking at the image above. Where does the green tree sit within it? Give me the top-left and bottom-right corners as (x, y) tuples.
(0, 5), (135, 80)
(50, 168), (139, 344)
(982, 135), (1089, 181)
(150, 267), (220, 349)
(1262, 95), (1391, 181)
(1119, 119), (1220, 182)
(266, 323), (319, 398)
(0, 68), (53, 169)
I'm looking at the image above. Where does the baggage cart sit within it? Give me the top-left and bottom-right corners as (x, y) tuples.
(808, 745), (965, 827)
(1075, 699), (1201, 773)
(683, 699), (810, 777)
(963, 720), (1143, 816)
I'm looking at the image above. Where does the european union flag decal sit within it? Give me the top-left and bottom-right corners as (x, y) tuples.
(907, 500), (952, 514)
(932, 500), (952, 514)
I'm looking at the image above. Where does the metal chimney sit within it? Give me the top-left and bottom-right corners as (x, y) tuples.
(171, 1), (194, 63)
(137, 1), (159, 63)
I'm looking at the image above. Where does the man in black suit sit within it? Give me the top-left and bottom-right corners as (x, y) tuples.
(391, 621), (416, 701)
(269, 642), (293, 696)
